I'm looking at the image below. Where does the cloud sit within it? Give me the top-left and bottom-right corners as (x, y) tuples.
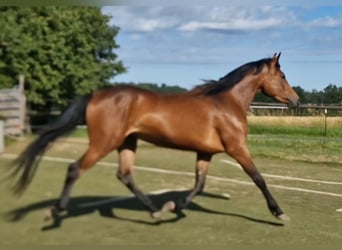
(308, 16), (342, 27)
(103, 6), (296, 33)
(131, 18), (176, 32)
(103, 6), (181, 32)
(179, 18), (284, 32)
(177, 6), (296, 32)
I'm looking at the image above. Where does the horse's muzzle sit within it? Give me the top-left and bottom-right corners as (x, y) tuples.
(288, 96), (300, 108)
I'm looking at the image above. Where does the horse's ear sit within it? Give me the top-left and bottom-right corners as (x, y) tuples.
(277, 52), (281, 61)
(272, 52), (281, 64)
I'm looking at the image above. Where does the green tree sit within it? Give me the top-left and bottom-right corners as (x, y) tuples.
(309, 89), (324, 105)
(292, 86), (307, 104)
(323, 84), (342, 104)
(0, 7), (125, 109)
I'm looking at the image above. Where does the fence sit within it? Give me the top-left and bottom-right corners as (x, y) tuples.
(0, 75), (26, 136)
(250, 102), (342, 116)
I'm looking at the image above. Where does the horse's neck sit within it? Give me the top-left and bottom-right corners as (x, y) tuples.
(221, 75), (261, 113)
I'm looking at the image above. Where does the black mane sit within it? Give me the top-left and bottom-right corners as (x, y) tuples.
(190, 57), (272, 96)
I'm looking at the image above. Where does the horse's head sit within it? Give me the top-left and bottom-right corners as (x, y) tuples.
(260, 53), (300, 108)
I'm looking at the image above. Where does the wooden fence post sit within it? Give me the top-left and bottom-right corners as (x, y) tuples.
(18, 74), (31, 134)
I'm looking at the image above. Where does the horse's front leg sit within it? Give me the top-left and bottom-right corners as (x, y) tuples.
(226, 145), (290, 221)
(175, 153), (212, 211)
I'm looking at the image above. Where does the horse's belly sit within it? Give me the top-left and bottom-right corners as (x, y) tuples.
(134, 129), (224, 154)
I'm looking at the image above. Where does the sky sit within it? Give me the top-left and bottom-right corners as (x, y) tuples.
(102, 2), (342, 91)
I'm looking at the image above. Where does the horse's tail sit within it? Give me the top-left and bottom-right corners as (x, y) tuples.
(10, 93), (93, 194)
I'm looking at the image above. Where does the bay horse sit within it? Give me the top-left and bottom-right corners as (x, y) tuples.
(11, 53), (299, 221)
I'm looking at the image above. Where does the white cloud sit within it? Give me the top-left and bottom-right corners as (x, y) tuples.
(308, 16), (342, 27)
(103, 6), (296, 33)
(103, 6), (181, 32)
(179, 18), (284, 31)
(132, 18), (175, 32)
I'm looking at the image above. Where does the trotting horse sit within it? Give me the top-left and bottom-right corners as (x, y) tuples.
(11, 53), (299, 221)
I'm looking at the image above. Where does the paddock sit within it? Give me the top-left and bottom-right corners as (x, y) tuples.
(1, 138), (342, 245)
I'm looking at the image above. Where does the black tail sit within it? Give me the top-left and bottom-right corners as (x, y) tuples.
(10, 93), (93, 194)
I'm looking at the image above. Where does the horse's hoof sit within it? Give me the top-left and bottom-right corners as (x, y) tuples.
(150, 201), (176, 220)
(43, 208), (55, 221)
(151, 211), (162, 220)
(222, 193), (231, 199)
(278, 213), (290, 221)
(161, 201), (176, 213)
(44, 207), (64, 221)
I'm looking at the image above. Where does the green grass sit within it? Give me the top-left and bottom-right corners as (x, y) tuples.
(1, 138), (342, 246)
(248, 135), (342, 166)
(248, 124), (342, 137)
(249, 124), (324, 137)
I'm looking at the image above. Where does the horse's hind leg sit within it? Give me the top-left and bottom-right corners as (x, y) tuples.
(45, 144), (112, 220)
(116, 136), (165, 218)
(50, 161), (80, 215)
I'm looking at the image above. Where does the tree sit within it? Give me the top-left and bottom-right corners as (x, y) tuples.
(309, 89), (324, 105)
(292, 86), (307, 104)
(0, 7), (125, 109)
(323, 84), (342, 104)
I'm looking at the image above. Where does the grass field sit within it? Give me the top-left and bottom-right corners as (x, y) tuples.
(1, 132), (342, 246)
(248, 116), (342, 137)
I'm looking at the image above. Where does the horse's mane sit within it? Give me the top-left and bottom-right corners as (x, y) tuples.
(189, 57), (272, 96)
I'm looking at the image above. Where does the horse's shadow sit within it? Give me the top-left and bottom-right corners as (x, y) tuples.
(4, 190), (284, 230)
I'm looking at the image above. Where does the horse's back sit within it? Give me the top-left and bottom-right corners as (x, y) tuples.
(85, 85), (154, 128)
